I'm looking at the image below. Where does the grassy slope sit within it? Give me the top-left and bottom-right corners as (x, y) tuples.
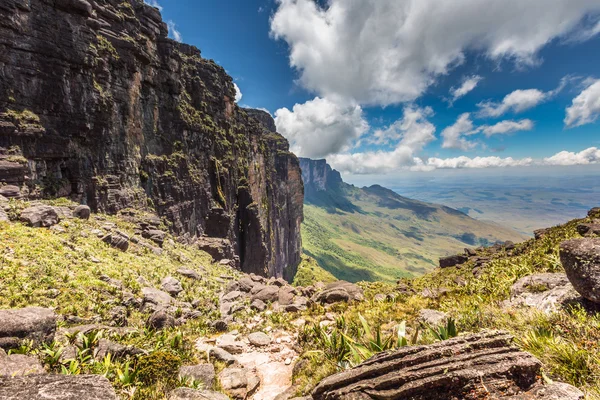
(294, 209), (600, 399)
(303, 184), (526, 283)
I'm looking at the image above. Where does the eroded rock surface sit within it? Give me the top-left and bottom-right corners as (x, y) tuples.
(0, 307), (57, 350)
(560, 238), (600, 303)
(0, 374), (118, 400)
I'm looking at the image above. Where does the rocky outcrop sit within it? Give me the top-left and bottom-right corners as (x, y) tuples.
(311, 331), (581, 400)
(0, 0), (302, 279)
(506, 273), (580, 314)
(560, 238), (600, 303)
(0, 374), (118, 399)
(0, 307), (57, 350)
(299, 158), (343, 194)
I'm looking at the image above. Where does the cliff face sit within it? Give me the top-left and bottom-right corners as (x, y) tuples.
(0, 0), (303, 279)
(299, 158), (343, 194)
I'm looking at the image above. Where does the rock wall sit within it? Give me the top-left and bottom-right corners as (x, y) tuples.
(299, 158), (343, 194)
(0, 0), (303, 279)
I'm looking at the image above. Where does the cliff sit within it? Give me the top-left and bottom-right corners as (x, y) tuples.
(0, 0), (303, 279)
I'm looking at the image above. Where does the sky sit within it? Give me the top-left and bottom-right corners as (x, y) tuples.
(147, 0), (600, 181)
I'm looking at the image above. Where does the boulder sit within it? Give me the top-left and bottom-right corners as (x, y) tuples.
(247, 332), (271, 347)
(179, 364), (216, 389)
(312, 281), (364, 304)
(73, 205), (91, 219)
(439, 254), (468, 268)
(218, 367), (260, 400)
(278, 286), (296, 305)
(238, 277), (256, 292)
(0, 208), (8, 222)
(101, 233), (129, 251)
(147, 310), (176, 330)
(577, 223), (600, 237)
(161, 277), (183, 297)
(216, 334), (244, 354)
(20, 205), (59, 227)
(251, 285), (280, 303)
(507, 273), (580, 313)
(0, 185), (20, 198)
(0, 349), (45, 376)
(212, 320), (229, 332)
(94, 339), (144, 360)
(312, 331), (573, 400)
(250, 299), (267, 312)
(209, 347), (237, 366)
(534, 228), (550, 239)
(142, 229), (166, 246)
(177, 268), (202, 280)
(169, 388), (229, 400)
(589, 207), (600, 218)
(418, 309), (448, 326)
(142, 287), (173, 308)
(560, 238), (600, 303)
(0, 307), (57, 350)
(0, 374), (118, 399)
(223, 290), (242, 302)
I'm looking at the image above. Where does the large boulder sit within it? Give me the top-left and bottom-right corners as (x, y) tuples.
(312, 331), (580, 400)
(560, 238), (600, 303)
(20, 205), (59, 227)
(0, 185), (20, 198)
(142, 287), (174, 308)
(507, 273), (580, 313)
(73, 205), (91, 220)
(0, 374), (118, 399)
(161, 277), (183, 297)
(251, 285), (280, 303)
(218, 367), (260, 400)
(179, 364), (216, 389)
(101, 233), (129, 251)
(577, 223), (600, 237)
(0, 349), (45, 376)
(0, 307), (57, 350)
(312, 281), (364, 304)
(439, 254), (468, 268)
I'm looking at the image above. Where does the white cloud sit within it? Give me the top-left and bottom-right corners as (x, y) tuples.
(274, 97), (369, 159)
(441, 114), (534, 150)
(425, 156), (535, 170)
(144, 0), (163, 11)
(167, 20), (182, 42)
(477, 89), (547, 118)
(543, 147), (600, 165)
(565, 79), (600, 127)
(234, 83), (243, 103)
(271, 0), (600, 106)
(372, 106), (436, 149)
(481, 119), (535, 137)
(450, 76), (483, 102)
(441, 113), (479, 151)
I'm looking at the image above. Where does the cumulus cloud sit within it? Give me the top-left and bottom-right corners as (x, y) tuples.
(543, 147), (600, 165)
(271, 0), (600, 106)
(274, 97), (369, 159)
(372, 106), (436, 149)
(477, 89), (547, 118)
(565, 79), (600, 127)
(233, 83), (243, 103)
(167, 20), (182, 42)
(450, 76), (483, 103)
(441, 114), (534, 150)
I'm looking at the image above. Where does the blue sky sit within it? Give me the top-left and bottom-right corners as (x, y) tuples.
(150, 0), (600, 178)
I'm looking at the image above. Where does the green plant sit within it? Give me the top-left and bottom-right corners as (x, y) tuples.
(427, 318), (458, 341)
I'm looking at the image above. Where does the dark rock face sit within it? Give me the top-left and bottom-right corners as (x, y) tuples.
(0, 374), (118, 400)
(439, 254), (468, 268)
(312, 332), (563, 400)
(0, 0), (303, 279)
(560, 238), (600, 303)
(299, 158), (343, 194)
(0, 307), (57, 350)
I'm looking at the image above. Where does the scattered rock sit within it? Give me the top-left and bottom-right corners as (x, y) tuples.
(0, 185), (20, 198)
(313, 288), (350, 304)
(251, 285), (280, 303)
(578, 223), (600, 237)
(101, 233), (129, 251)
(179, 364), (216, 389)
(142, 229), (166, 246)
(142, 287), (173, 308)
(169, 388), (229, 400)
(0, 374), (118, 399)
(147, 310), (176, 330)
(94, 339), (144, 360)
(311, 331), (560, 400)
(560, 238), (600, 303)
(250, 299), (267, 311)
(218, 367), (260, 400)
(534, 228), (550, 239)
(248, 332), (271, 347)
(278, 286), (296, 305)
(212, 320), (229, 332)
(0, 208), (8, 222)
(439, 254), (468, 268)
(0, 349), (45, 376)
(216, 334), (244, 354)
(20, 205), (59, 227)
(177, 268), (202, 280)
(507, 273), (580, 313)
(373, 293), (386, 302)
(73, 205), (91, 219)
(209, 347), (237, 366)
(238, 277), (256, 292)
(223, 290), (242, 302)
(530, 382), (585, 400)
(161, 276), (183, 297)
(589, 207), (600, 218)
(0, 307), (57, 350)
(418, 309), (448, 326)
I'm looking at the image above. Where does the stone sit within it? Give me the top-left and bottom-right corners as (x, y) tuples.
(161, 276), (184, 297)
(212, 320), (229, 332)
(248, 332), (271, 347)
(373, 293), (386, 302)
(0, 349), (45, 376)
(0, 185), (20, 198)
(169, 388), (229, 400)
(223, 290), (242, 302)
(216, 334), (244, 354)
(218, 367), (259, 400)
(238, 277), (256, 292)
(209, 347), (237, 366)
(177, 268), (202, 280)
(251, 285), (280, 302)
(464, 247), (477, 257)
(101, 233), (129, 251)
(0, 374), (117, 399)
(20, 205), (59, 227)
(251, 299), (267, 311)
(530, 382), (585, 400)
(142, 287), (173, 308)
(312, 332), (546, 400)
(560, 238), (600, 303)
(534, 228), (550, 239)
(312, 288), (350, 304)
(142, 229), (167, 246)
(73, 205), (91, 220)
(94, 339), (144, 360)
(507, 273), (580, 313)
(418, 309), (448, 326)
(578, 223), (600, 237)
(0, 307), (57, 350)
(179, 364), (216, 389)
(589, 207), (600, 218)
(0, 208), (8, 222)
(439, 254), (468, 268)
(147, 310), (176, 330)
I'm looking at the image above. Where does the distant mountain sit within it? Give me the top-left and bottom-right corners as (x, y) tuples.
(299, 158), (527, 283)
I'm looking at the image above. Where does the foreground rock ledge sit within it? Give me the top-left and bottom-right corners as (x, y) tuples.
(0, 374), (118, 400)
(311, 331), (582, 400)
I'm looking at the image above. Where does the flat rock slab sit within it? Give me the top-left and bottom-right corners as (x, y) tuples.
(179, 364), (216, 389)
(0, 349), (45, 376)
(0, 307), (57, 350)
(312, 331), (543, 400)
(248, 332), (271, 347)
(0, 374), (117, 399)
